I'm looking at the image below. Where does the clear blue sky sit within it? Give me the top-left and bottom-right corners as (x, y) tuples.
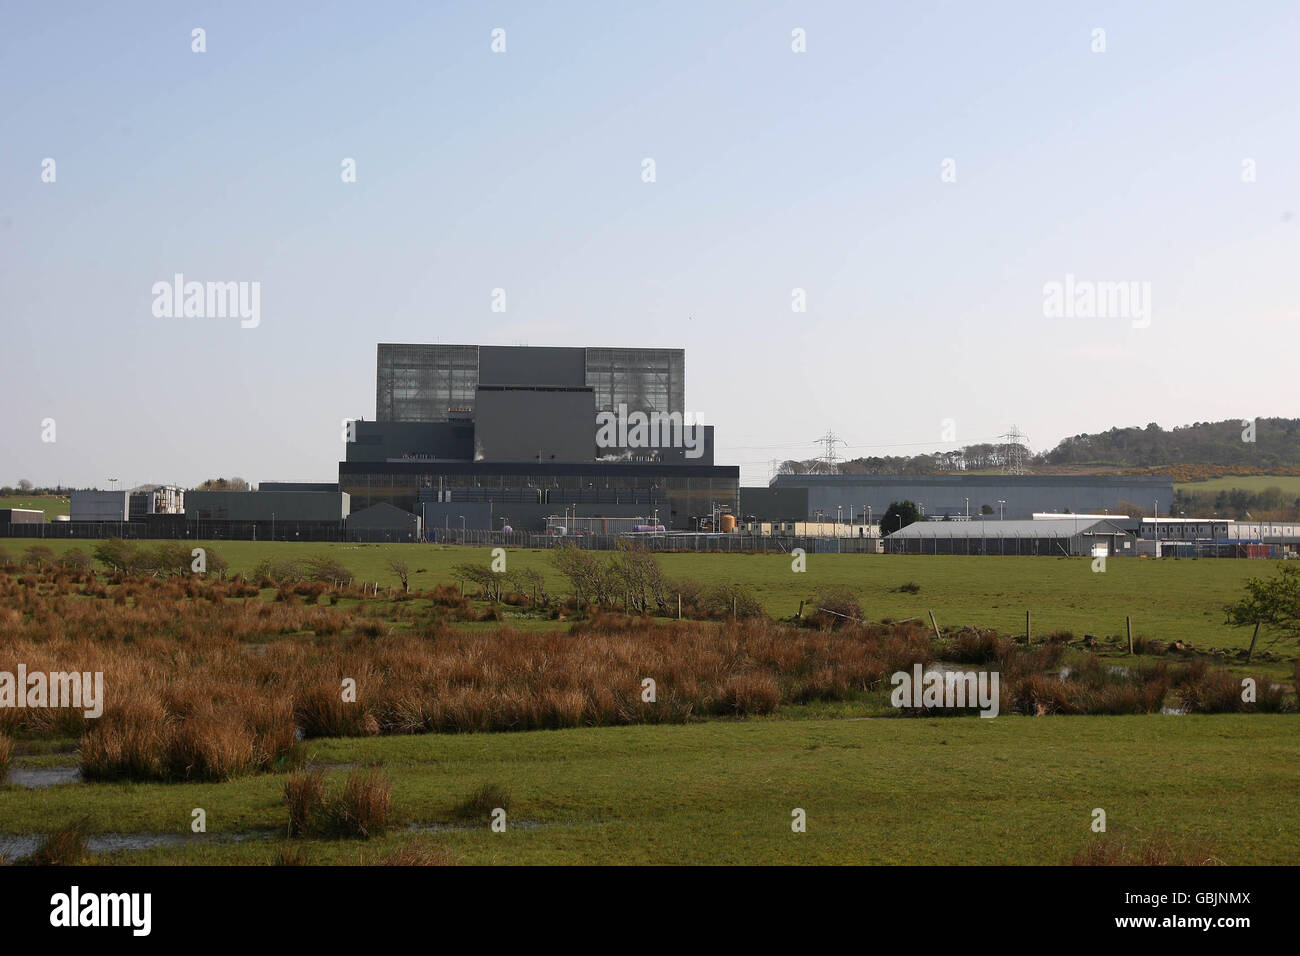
(3, 1), (1298, 488)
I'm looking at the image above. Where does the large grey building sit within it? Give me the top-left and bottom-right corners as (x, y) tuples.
(375, 344), (685, 423)
(347, 343), (734, 532)
(763, 474), (1175, 522)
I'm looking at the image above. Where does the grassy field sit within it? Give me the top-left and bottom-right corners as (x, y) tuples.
(0, 496), (68, 520)
(3, 715), (1295, 864)
(1175, 475), (1300, 495)
(12, 538), (1283, 654)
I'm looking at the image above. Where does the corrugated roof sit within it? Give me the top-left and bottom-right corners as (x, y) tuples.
(885, 518), (1127, 538)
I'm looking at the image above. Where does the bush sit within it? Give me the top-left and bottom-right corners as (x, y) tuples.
(328, 769), (392, 838)
(27, 819), (90, 866)
(452, 783), (511, 821)
(705, 582), (763, 619)
(804, 588), (862, 628)
(284, 769), (326, 837)
(0, 734), (11, 777)
(304, 554), (354, 588)
(252, 557), (306, 584)
(379, 837), (455, 866)
(54, 549), (93, 573)
(21, 545), (55, 569)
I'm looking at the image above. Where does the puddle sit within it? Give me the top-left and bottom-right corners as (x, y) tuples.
(4, 766), (82, 788)
(0, 828), (278, 861)
(1160, 706), (1187, 716)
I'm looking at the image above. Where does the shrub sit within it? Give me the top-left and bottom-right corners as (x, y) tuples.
(21, 545), (56, 569)
(27, 818), (91, 866)
(252, 557), (306, 584)
(305, 554), (354, 588)
(705, 582), (763, 619)
(452, 783), (511, 821)
(284, 769), (327, 837)
(379, 837), (455, 866)
(1068, 828), (1221, 866)
(327, 769), (392, 838)
(0, 734), (11, 777)
(804, 588), (862, 628)
(54, 549), (93, 573)
(896, 581), (921, 594)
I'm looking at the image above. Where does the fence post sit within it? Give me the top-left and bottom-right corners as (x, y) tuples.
(928, 610), (941, 642)
(1126, 616), (1133, 654)
(677, 593), (682, 620)
(1026, 610), (1032, 644)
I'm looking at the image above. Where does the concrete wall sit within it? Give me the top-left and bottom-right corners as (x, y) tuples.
(345, 421), (474, 462)
(473, 387), (596, 462)
(479, 346), (585, 387)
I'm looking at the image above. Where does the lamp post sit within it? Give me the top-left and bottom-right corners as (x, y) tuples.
(964, 497), (969, 519)
(997, 499), (1005, 520)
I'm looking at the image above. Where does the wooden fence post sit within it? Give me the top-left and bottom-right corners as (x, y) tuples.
(928, 610), (941, 642)
(1126, 616), (1133, 655)
(1026, 610), (1032, 644)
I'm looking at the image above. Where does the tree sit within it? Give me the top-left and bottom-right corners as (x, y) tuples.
(1224, 564), (1300, 662)
(387, 557), (410, 592)
(879, 500), (923, 537)
(980, 504), (995, 515)
(17, 479), (32, 492)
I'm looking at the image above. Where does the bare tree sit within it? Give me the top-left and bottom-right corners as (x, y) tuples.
(387, 557), (410, 592)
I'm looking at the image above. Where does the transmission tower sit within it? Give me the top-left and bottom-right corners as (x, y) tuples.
(815, 430), (845, 474)
(999, 425), (1032, 475)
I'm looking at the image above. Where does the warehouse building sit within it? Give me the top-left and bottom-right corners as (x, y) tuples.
(764, 474), (1173, 523)
(0, 508), (45, 526)
(186, 490), (350, 540)
(884, 517), (1135, 556)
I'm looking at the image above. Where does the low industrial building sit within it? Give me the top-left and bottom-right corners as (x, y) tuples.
(345, 502), (422, 542)
(763, 474), (1174, 523)
(0, 508), (45, 525)
(186, 490), (350, 540)
(884, 517), (1135, 556)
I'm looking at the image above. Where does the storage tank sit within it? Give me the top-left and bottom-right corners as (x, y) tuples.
(720, 514), (737, 533)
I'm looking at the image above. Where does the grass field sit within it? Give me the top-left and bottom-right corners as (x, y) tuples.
(3, 715), (1295, 864)
(12, 538), (1284, 654)
(0, 496), (68, 520)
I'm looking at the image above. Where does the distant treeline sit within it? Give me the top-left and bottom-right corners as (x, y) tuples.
(777, 418), (1300, 477)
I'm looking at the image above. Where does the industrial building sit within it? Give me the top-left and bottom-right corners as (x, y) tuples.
(759, 474), (1174, 524)
(186, 490), (350, 540)
(0, 509), (45, 526)
(342, 344), (737, 532)
(884, 517), (1135, 556)
(70, 490), (132, 523)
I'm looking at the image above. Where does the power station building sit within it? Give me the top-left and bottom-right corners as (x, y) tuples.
(342, 344), (738, 532)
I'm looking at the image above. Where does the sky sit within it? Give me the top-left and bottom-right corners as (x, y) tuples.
(2, 0), (1298, 489)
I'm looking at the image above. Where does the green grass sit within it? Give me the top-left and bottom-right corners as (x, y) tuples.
(3, 714), (1295, 865)
(17, 538), (1289, 658)
(0, 496), (68, 521)
(15, 539), (1289, 653)
(1175, 475), (1300, 495)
